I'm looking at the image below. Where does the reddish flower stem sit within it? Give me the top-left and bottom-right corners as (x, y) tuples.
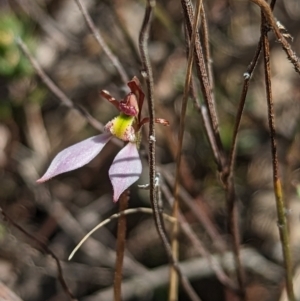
(114, 191), (129, 301)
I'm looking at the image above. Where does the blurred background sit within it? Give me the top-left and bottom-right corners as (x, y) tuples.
(0, 0), (300, 300)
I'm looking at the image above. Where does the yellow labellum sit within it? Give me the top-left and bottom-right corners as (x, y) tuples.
(107, 113), (136, 142)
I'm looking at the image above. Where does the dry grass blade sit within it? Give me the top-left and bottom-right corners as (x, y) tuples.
(69, 207), (175, 260)
(170, 0), (202, 299)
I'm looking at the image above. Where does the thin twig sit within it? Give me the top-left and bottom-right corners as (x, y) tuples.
(250, 0), (300, 75)
(160, 168), (227, 252)
(73, 0), (129, 84)
(194, 90), (222, 168)
(15, 0), (77, 48)
(110, 3), (141, 65)
(225, 3), (278, 296)
(224, 179), (246, 300)
(161, 181), (237, 291)
(199, 4), (215, 106)
(261, 14), (295, 301)
(228, 0), (277, 198)
(68, 206), (175, 260)
(170, 1), (202, 299)
(0, 208), (77, 301)
(139, 1), (201, 301)
(82, 248), (284, 301)
(16, 37), (104, 132)
(181, 1), (246, 298)
(183, 26), (221, 176)
(228, 43), (262, 178)
(181, 0), (224, 170)
(35, 193), (144, 273)
(114, 191), (129, 301)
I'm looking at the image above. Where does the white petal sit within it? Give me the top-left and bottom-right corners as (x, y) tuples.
(37, 133), (112, 182)
(109, 142), (142, 202)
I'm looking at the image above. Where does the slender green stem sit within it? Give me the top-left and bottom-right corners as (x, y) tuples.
(261, 16), (295, 301)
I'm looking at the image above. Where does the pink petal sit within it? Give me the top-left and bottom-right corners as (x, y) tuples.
(37, 133), (112, 183)
(109, 142), (142, 202)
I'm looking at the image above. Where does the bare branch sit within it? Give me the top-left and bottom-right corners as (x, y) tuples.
(0, 208), (77, 301)
(170, 0), (202, 298)
(73, 0), (129, 84)
(139, 1), (201, 300)
(16, 37), (104, 132)
(250, 0), (300, 75)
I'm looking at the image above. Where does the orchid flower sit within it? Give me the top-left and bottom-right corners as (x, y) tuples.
(37, 77), (168, 202)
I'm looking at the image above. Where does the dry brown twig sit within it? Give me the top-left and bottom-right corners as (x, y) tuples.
(0, 208), (77, 301)
(139, 0), (201, 300)
(73, 0), (129, 85)
(181, 0), (246, 298)
(250, 0), (300, 75)
(160, 180), (237, 291)
(16, 37), (104, 133)
(170, 0), (203, 299)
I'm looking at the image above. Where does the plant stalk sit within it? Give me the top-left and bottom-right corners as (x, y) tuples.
(114, 191), (129, 301)
(261, 17), (295, 301)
